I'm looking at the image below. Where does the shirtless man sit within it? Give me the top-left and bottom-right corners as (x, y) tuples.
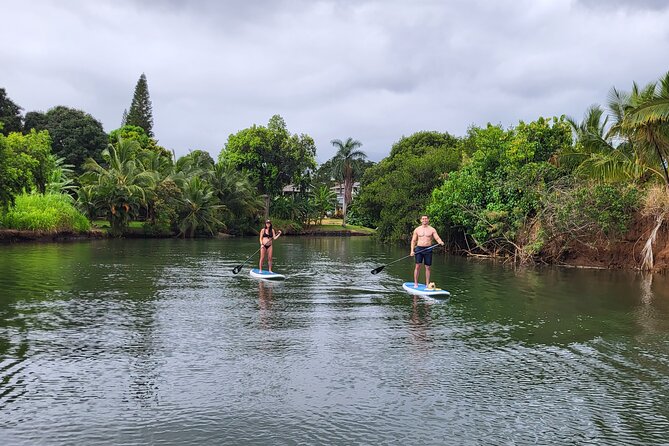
(410, 215), (445, 287)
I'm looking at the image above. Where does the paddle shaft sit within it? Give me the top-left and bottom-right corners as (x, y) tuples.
(232, 242), (271, 274)
(371, 243), (441, 274)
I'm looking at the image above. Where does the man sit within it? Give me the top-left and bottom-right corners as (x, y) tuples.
(410, 215), (444, 287)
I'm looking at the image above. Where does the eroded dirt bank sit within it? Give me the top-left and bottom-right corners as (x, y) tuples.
(551, 214), (669, 272)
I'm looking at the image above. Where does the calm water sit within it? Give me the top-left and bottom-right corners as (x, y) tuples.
(1, 237), (668, 445)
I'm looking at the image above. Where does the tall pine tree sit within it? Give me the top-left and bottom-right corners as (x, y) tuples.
(125, 73), (154, 137)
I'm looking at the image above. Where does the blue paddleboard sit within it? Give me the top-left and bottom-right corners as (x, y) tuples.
(402, 282), (450, 297)
(250, 269), (285, 280)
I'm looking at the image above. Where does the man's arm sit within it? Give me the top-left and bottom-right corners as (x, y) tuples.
(410, 229), (417, 255)
(433, 228), (444, 245)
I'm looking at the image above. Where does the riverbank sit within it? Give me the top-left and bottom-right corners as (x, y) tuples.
(0, 220), (375, 243)
(0, 229), (107, 243)
(551, 214), (669, 272)
(3, 216), (666, 272)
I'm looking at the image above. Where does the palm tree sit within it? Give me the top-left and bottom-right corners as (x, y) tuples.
(207, 163), (263, 232)
(177, 176), (224, 238)
(562, 72), (669, 188)
(330, 137), (367, 226)
(80, 138), (155, 236)
(617, 71), (669, 190)
(561, 105), (643, 183)
(310, 184), (337, 224)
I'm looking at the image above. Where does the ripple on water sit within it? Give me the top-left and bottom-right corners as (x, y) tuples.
(1, 239), (669, 445)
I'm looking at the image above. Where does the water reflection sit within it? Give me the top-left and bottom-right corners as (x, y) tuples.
(258, 280), (275, 329)
(408, 297), (432, 349)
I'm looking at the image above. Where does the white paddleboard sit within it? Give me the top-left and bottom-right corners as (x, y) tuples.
(402, 282), (450, 297)
(250, 269), (285, 280)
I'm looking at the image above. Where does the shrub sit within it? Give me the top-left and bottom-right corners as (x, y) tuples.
(1, 192), (91, 232)
(543, 183), (641, 240)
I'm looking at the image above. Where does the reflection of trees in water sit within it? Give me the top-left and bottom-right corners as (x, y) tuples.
(1, 241), (179, 409)
(635, 273), (669, 337)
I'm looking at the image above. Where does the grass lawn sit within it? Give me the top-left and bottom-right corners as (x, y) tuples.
(310, 218), (376, 234)
(93, 220), (144, 229)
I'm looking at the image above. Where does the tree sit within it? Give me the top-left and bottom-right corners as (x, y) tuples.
(0, 88), (23, 135)
(3, 130), (54, 194)
(29, 106), (107, 174)
(561, 105), (641, 183)
(357, 131), (460, 241)
(177, 176), (224, 238)
(0, 134), (25, 208)
(428, 120), (571, 258)
(219, 115), (316, 218)
(561, 71), (669, 190)
(310, 184), (337, 224)
(176, 150), (215, 175)
(23, 111), (48, 133)
(207, 162), (263, 234)
(80, 138), (155, 236)
(125, 73), (154, 137)
(617, 71), (669, 189)
(330, 137), (367, 226)
(109, 124), (172, 163)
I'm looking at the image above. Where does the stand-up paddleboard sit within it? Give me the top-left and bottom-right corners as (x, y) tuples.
(250, 269), (285, 280)
(402, 282), (450, 297)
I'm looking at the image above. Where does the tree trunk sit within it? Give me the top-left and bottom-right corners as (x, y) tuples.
(343, 176), (352, 227)
(264, 194), (270, 220)
(651, 136), (669, 190)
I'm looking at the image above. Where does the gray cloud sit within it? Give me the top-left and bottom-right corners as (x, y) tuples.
(2, 0), (668, 162)
(577, 0), (669, 11)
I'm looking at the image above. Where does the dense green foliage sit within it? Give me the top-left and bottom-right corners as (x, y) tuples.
(428, 118), (572, 255)
(219, 115), (317, 216)
(0, 130), (54, 207)
(80, 138), (155, 236)
(26, 106), (107, 174)
(356, 131), (460, 241)
(542, 182), (641, 243)
(0, 88), (23, 135)
(125, 73), (154, 137)
(1, 192), (90, 232)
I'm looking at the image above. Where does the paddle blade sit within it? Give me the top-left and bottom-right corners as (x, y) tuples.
(232, 265), (242, 274)
(370, 265), (384, 275)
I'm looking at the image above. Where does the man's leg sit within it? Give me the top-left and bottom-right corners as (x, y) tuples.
(425, 265), (431, 286)
(414, 263), (421, 287)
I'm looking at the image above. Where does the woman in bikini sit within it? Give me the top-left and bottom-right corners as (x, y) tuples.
(258, 219), (282, 272)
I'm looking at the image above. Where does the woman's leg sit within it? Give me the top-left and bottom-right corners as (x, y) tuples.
(259, 246), (266, 271)
(268, 245), (273, 272)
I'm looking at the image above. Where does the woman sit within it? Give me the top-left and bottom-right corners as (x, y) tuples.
(259, 219), (282, 272)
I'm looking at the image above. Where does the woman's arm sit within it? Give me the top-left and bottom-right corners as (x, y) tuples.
(274, 229), (282, 240)
(259, 229), (264, 245)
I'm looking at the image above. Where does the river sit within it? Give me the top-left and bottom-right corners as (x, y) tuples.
(1, 237), (668, 445)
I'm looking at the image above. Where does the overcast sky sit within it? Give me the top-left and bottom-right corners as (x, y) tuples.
(2, 0), (668, 163)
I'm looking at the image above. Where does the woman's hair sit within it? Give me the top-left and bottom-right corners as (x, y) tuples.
(264, 220), (274, 237)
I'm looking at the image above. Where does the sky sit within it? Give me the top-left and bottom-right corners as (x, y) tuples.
(2, 0), (669, 163)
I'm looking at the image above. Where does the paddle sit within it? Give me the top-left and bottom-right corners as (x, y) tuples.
(370, 243), (441, 275)
(232, 242), (271, 274)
